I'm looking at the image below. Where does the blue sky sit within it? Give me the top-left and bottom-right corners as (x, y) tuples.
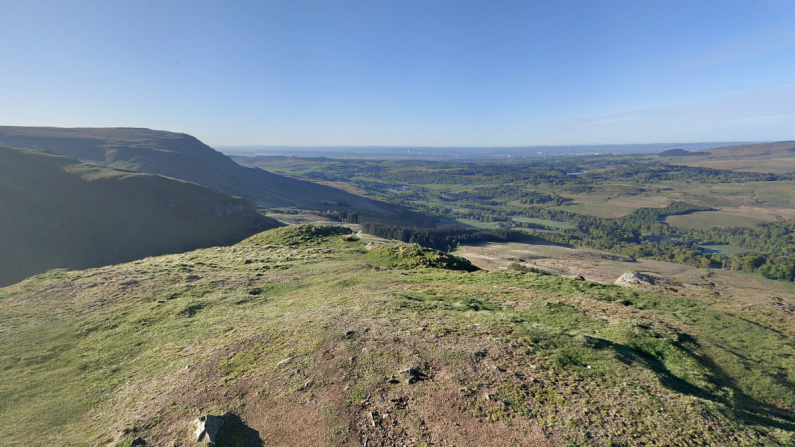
(1, 0), (794, 146)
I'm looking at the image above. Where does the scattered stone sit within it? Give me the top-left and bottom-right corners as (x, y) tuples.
(345, 330), (355, 337)
(194, 415), (224, 444)
(131, 438), (146, 446)
(575, 275), (585, 281)
(399, 367), (424, 384)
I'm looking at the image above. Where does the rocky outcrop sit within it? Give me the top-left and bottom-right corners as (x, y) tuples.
(614, 272), (658, 287)
(614, 271), (700, 293)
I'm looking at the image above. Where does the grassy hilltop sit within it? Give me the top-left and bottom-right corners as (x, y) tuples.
(2, 225), (793, 446)
(0, 145), (280, 287)
(0, 126), (403, 216)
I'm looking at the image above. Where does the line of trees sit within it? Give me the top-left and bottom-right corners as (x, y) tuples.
(360, 222), (529, 252)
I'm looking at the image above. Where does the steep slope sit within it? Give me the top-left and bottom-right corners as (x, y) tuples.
(0, 145), (280, 287)
(658, 141), (795, 173)
(0, 126), (401, 214)
(1, 226), (793, 446)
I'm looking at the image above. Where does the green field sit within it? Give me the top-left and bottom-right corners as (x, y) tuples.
(454, 218), (499, 229)
(510, 216), (573, 229)
(665, 211), (759, 230)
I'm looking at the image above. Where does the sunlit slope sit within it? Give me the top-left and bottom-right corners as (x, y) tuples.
(659, 141), (795, 173)
(0, 126), (399, 213)
(1, 225), (793, 446)
(0, 145), (279, 287)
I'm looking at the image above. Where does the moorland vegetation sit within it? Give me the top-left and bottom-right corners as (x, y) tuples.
(2, 225), (794, 446)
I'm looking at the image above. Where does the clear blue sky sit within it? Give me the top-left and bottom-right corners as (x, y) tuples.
(2, 0), (794, 146)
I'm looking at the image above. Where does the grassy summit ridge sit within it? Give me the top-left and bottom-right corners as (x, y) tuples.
(0, 145), (280, 287)
(1, 225), (793, 446)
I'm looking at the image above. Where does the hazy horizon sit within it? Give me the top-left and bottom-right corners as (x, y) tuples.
(217, 141), (763, 160)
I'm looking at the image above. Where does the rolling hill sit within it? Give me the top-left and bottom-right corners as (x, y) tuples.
(0, 126), (403, 215)
(658, 141), (795, 173)
(0, 145), (280, 287)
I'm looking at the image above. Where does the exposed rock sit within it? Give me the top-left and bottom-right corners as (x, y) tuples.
(194, 415), (224, 444)
(276, 356), (294, 367)
(614, 272), (657, 287)
(614, 272), (694, 293)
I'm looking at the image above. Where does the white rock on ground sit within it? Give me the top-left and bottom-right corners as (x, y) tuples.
(194, 415), (224, 444)
(614, 271), (656, 287)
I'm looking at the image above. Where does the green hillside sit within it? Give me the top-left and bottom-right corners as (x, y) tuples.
(0, 145), (280, 287)
(2, 225), (793, 446)
(0, 126), (402, 215)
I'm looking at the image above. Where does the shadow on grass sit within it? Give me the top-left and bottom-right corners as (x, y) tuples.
(586, 336), (795, 431)
(212, 412), (263, 447)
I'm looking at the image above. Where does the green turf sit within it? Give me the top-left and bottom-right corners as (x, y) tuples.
(1, 225), (794, 446)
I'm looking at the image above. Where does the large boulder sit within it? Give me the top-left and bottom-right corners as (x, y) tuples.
(193, 415), (225, 444)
